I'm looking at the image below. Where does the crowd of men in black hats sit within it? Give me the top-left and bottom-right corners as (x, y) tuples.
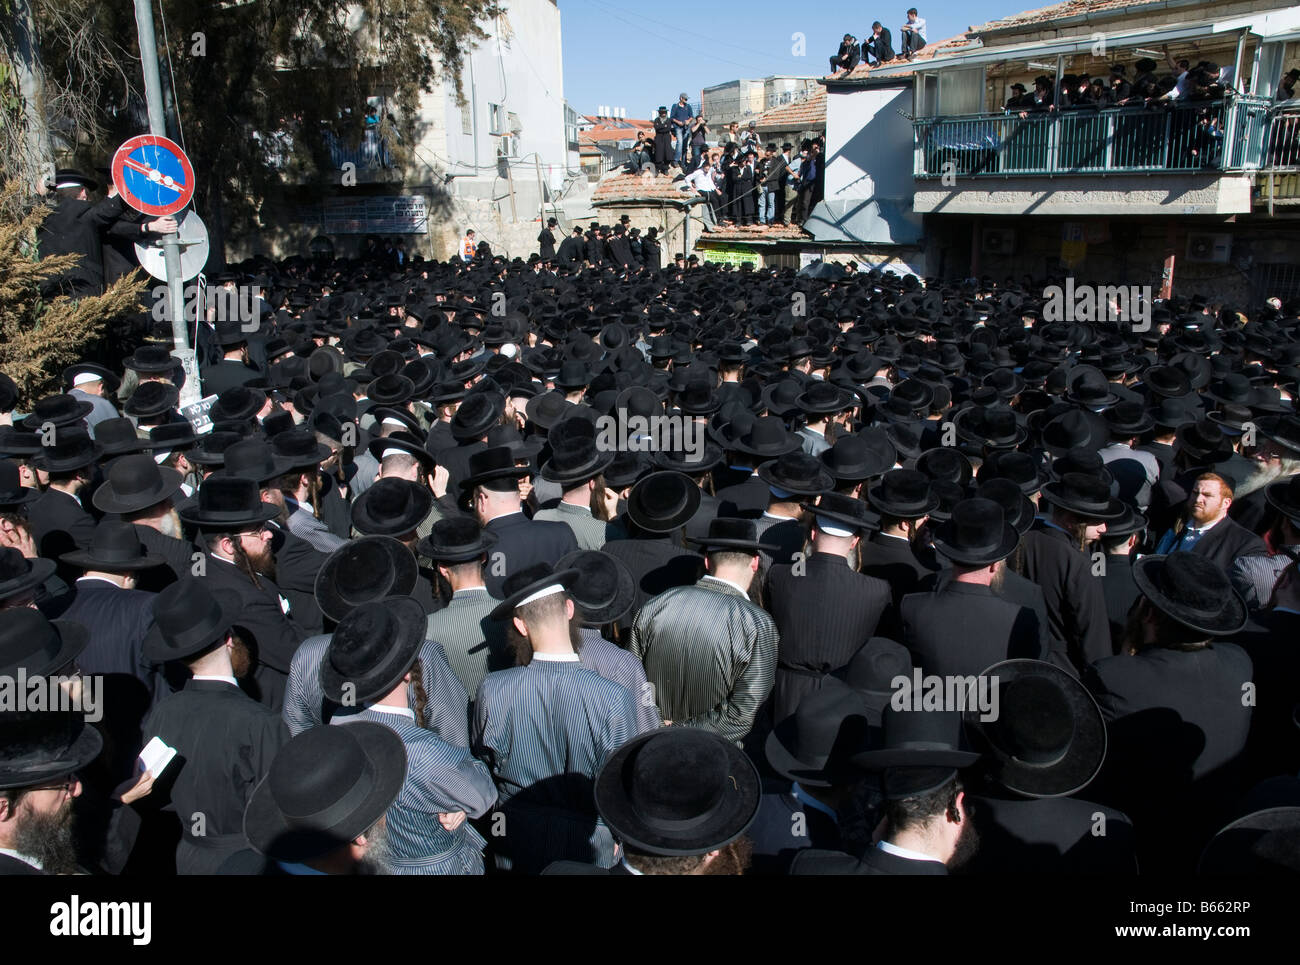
(539, 216), (664, 270)
(4, 227), (1300, 876)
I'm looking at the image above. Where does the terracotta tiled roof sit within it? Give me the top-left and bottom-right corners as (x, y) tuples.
(971, 0), (1168, 33)
(579, 120), (654, 143)
(755, 90), (827, 131)
(831, 34), (977, 80)
(592, 171), (696, 206)
(697, 223), (813, 241)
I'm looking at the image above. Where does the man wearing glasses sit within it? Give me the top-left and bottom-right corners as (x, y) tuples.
(0, 710), (102, 875)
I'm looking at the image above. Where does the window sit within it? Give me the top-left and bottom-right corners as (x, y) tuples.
(461, 105), (473, 136)
(917, 68), (983, 116)
(489, 103), (506, 135)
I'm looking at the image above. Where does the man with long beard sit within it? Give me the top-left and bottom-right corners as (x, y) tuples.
(141, 579), (286, 874)
(0, 709), (102, 875)
(180, 477), (308, 712)
(94, 454), (193, 593)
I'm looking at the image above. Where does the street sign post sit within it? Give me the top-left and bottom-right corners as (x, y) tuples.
(111, 134), (195, 217)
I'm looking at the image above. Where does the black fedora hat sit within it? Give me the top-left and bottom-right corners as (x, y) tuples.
(0, 549), (56, 603)
(1266, 475), (1300, 526)
(625, 471), (701, 534)
(803, 492), (879, 536)
(63, 363), (121, 395)
(766, 678), (873, 787)
(524, 391), (573, 431)
(219, 438), (290, 485)
(1039, 472), (1126, 521)
(729, 416), (801, 460)
(179, 476), (280, 529)
(0, 709), (103, 791)
(685, 517), (778, 555)
(820, 429), (896, 482)
(271, 427), (331, 473)
(320, 596), (427, 705)
(967, 658), (1106, 798)
(674, 379), (722, 417)
(188, 430), (246, 467)
(146, 422), (199, 455)
(0, 608), (87, 677)
(366, 374), (415, 407)
(915, 446), (972, 486)
(451, 390), (505, 442)
(975, 477), (1036, 534)
(21, 394), (92, 431)
(416, 516), (497, 564)
(29, 425), (102, 473)
(554, 360), (593, 390)
(460, 446), (531, 494)
(1256, 414), (1300, 457)
(351, 478), (434, 537)
(143, 578), (242, 662)
(1103, 400), (1155, 437)
(60, 519), (165, 572)
(122, 381), (180, 419)
(92, 453), (183, 515)
(367, 431), (436, 472)
(796, 381), (854, 417)
(853, 703), (980, 775)
(976, 449), (1047, 495)
(1133, 552), (1247, 637)
(243, 722), (406, 862)
(209, 386), (267, 425)
(1040, 409), (1108, 457)
(122, 345), (179, 375)
(932, 497), (1019, 566)
(594, 727), (760, 856)
(1141, 365), (1193, 399)
(315, 536), (419, 623)
(834, 637), (913, 724)
(556, 550), (636, 626)
(0, 426), (42, 458)
(540, 419), (614, 486)
(0, 460), (39, 509)
(756, 451), (834, 498)
(867, 469), (938, 519)
(1174, 420), (1234, 464)
(489, 563), (581, 621)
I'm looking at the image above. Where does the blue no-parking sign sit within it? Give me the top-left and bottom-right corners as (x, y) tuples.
(111, 134), (195, 217)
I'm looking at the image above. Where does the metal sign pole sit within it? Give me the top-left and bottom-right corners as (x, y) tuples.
(133, 0), (200, 405)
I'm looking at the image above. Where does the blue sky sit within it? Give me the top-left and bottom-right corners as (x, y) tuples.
(559, 0), (1017, 116)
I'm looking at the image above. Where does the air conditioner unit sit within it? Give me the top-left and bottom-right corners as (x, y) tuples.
(1186, 233), (1232, 263)
(982, 228), (1017, 255)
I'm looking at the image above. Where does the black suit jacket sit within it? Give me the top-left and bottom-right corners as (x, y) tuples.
(268, 521), (326, 638)
(902, 582), (1046, 678)
(864, 29), (894, 62)
(1100, 553), (1140, 654)
(482, 511), (579, 599)
(28, 488), (96, 559)
(0, 853), (43, 876)
(1181, 515), (1267, 574)
(859, 532), (937, 605)
(201, 359), (259, 398)
(1020, 523), (1111, 672)
(791, 844), (947, 875)
(37, 194), (125, 296)
(715, 474), (769, 519)
(556, 236), (584, 264)
(766, 553), (892, 722)
(130, 524), (193, 593)
(143, 678), (287, 874)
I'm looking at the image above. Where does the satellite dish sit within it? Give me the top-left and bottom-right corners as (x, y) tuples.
(134, 208), (209, 282)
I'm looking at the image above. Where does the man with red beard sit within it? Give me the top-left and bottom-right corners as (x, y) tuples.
(0, 710), (103, 875)
(180, 477), (308, 712)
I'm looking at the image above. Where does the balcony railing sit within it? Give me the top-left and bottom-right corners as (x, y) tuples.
(914, 95), (1272, 179)
(1258, 102), (1300, 207)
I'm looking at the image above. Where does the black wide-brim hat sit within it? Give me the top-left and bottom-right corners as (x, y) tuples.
(92, 457), (184, 515)
(801, 495), (880, 535)
(540, 440), (615, 487)
(765, 678), (873, 788)
(179, 477), (281, 529)
(459, 446), (532, 493)
(1133, 553), (1248, 637)
(557, 550), (636, 625)
(626, 470), (701, 533)
(20, 394), (94, 432)
(594, 727), (761, 856)
(1198, 805), (1300, 874)
(123, 382), (181, 419)
(416, 517), (498, 564)
(0, 554), (56, 603)
(966, 659), (1107, 798)
(60, 533), (165, 572)
(366, 432), (436, 471)
(243, 722), (406, 863)
(489, 566), (581, 621)
(931, 508), (1020, 567)
(350, 478), (435, 537)
(867, 469), (939, 518)
(756, 455), (834, 497)
(319, 596), (427, 706)
(141, 587), (243, 663)
(122, 346), (179, 374)
(314, 536), (419, 623)
(0, 710), (104, 792)
(685, 517), (779, 555)
(1038, 473), (1127, 521)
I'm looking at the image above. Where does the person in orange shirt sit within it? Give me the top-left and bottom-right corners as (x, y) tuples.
(461, 229), (476, 262)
